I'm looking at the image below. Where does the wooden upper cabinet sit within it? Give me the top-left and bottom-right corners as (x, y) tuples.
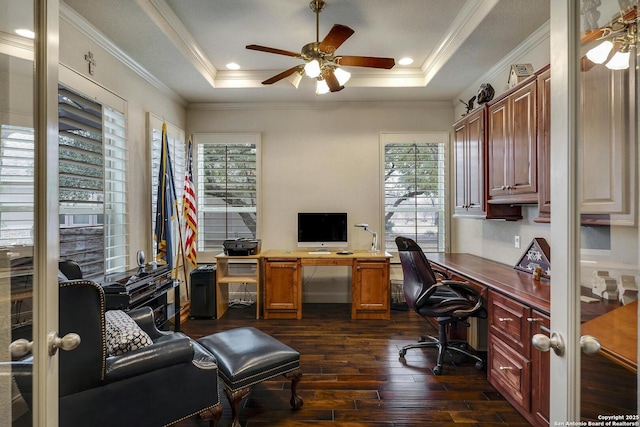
(579, 59), (636, 225)
(487, 78), (538, 204)
(453, 108), (486, 217)
(535, 66), (551, 222)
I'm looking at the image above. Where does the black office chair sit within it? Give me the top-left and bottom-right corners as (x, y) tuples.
(395, 236), (486, 375)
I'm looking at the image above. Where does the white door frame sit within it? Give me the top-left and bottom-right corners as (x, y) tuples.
(33, 0), (60, 425)
(549, 0), (580, 422)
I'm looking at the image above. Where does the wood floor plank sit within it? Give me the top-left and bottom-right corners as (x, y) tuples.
(175, 303), (529, 426)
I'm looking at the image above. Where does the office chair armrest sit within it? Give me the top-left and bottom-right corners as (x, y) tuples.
(440, 280), (487, 317)
(127, 306), (171, 340)
(433, 268), (450, 281)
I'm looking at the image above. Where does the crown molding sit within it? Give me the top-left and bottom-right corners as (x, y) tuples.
(60, 1), (186, 107)
(454, 20), (551, 104)
(188, 100), (452, 111)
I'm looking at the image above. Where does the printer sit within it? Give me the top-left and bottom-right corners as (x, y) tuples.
(223, 238), (261, 256)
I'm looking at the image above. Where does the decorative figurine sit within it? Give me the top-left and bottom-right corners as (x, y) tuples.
(459, 96), (476, 115)
(476, 83), (495, 104)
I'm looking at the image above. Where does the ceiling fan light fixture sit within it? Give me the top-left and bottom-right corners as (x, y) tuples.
(305, 59), (321, 78)
(288, 71), (304, 88)
(586, 40), (614, 64)
(334, 67), (351, 86)
(605, 48), (631, 69)
(315, 78), (330, 95)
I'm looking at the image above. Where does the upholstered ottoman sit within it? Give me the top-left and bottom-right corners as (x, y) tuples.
(198, 327), (303, 427)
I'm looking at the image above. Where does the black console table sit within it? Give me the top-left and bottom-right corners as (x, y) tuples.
(100, 264), (181, 331)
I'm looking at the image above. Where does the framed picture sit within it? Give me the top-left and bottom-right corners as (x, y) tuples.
(514, 238), (551, 278)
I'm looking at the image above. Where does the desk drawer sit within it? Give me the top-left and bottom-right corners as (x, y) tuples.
(488, 335), (531, 412)
(489, 291), (530, 354)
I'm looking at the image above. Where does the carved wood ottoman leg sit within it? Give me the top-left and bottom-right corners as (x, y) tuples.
(224, 386), (250, 427)
(284, 369), (304, 409)
(199, 403), (222, 427)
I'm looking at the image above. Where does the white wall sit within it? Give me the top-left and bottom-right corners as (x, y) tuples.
(59, 18), (187, 267)
(188, 101), (453, 301)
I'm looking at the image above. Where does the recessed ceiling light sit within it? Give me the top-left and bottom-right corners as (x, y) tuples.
(226, 62), (240, 70)
(398, 57), (414, 66)
(15, 29), (35, 39)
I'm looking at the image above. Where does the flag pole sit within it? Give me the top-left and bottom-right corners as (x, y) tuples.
(173, 206), (190, 299)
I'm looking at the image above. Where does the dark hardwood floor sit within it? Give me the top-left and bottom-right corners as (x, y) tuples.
(176, 303), (531, 427)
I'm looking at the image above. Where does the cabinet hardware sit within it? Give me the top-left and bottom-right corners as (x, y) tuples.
(498, 317), (513, 322)
(526, 317), (543, 322)
(498, 366), (513, 370)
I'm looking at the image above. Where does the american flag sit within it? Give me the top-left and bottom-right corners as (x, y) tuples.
(182, 138), (197, 267)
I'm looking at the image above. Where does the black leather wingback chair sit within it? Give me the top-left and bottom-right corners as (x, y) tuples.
(57, 280), (222, 426)
(58, 260), (83, 280)
(395, 236), (487, 375)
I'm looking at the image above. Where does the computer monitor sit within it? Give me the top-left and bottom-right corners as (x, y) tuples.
(297, 212), (348, 249)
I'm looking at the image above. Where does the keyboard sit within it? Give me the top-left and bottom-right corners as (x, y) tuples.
(308, 251), (331, 255)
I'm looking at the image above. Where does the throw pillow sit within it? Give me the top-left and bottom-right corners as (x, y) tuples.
(105, 310), (153, 356)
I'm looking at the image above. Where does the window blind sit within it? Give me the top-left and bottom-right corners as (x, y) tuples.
(196, 142), (258, 251)
(0, 125), (35, 246)
(383, 140), (447, 252)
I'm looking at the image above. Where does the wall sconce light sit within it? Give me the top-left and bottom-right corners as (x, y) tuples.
(354, 223), (378, 252)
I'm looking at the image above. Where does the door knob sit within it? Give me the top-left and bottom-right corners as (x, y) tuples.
(9, 339), (33, 359)
(580, 335), (601, 354)
(532, 332), (565, 356)
(48, 332), (81, 356)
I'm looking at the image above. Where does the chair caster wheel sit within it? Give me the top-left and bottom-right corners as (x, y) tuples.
(399, 350), (406, 358)
(433, 365), (442, 375)
(475, 361), (484, 370)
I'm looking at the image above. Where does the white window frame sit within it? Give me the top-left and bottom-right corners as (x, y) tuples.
(380, 132), (449, 254)
(192, 132), (261, 255)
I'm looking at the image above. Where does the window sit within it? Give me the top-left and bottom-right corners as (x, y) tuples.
(58, 85), (128, 277)
(0, 125), (35, 246)
(149, 116), (185, 265)
(193, 133), (260, 252)
(381, 133), (448, 252)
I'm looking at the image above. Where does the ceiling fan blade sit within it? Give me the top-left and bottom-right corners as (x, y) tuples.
(335, 55), (395, 69)
(318, 24), (355, 54)
(246, 44), (301, 58)
(323, 69), (344, 92)
(262, 65), (303, 85)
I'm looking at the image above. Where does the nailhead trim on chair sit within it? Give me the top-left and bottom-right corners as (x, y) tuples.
(218, 360), (301, 391)
(162, 402), (222, 427)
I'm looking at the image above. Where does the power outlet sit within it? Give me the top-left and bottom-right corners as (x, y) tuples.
(514, 235), (521, 249)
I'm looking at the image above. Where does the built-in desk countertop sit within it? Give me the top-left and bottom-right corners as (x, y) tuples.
(426, 253), (551, 314)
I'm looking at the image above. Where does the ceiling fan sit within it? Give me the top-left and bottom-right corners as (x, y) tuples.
(246, 0), (395, 93)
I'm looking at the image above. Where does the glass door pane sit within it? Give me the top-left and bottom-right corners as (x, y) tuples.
(577, 0), (638, 420)
(0, 0), (35, 425)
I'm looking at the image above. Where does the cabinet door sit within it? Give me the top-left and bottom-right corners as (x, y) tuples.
(352, 260), (390, 319)
(536, 67), (552, 221)
(264, 260), (301, 319)
(529, 311), (550, 427)
(487, 97), (510, 197)
(510, 81), (537, 195)
(580, 62), (636, 225)
(453, 109), (485, 217)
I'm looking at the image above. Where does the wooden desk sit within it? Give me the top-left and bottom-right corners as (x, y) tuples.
(581, 299), (638, 373)
(261, 250), (392, 320)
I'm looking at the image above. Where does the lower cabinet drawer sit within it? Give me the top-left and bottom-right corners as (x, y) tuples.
(488, 334), (531, 412)
(489, 291), (530, 354)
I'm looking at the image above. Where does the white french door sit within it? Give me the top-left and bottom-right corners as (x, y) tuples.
(0, 0), (61, 426)
(547, 0), (639, 422)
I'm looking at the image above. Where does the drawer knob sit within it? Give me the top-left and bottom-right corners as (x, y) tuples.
(526, 317), (543, 323)
(498, 317), (513, 323)
(498, 366), (513, 370)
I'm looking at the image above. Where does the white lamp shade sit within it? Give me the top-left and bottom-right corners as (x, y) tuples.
(304, 60), (321, 78)
(586, 40), (614, 64)
(606, 50), (630, 70)
(288, 72), (303, 88)
(334, 67), (351, 86)
(315, 79), (330, 95)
